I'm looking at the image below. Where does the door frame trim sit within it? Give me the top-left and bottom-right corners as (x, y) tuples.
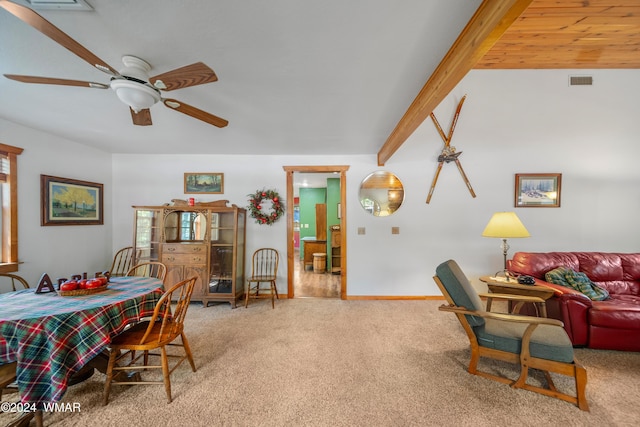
(283, 165), (349, 299)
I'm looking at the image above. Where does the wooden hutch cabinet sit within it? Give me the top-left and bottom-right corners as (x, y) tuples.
(132, 202), (246, 308)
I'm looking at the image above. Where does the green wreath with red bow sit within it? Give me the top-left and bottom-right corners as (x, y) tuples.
(247, 189), (285, 225)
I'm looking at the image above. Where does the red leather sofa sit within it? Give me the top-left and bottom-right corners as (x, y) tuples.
(507, 252), (640, 352)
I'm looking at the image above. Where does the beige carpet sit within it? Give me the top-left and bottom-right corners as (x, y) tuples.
(3, 299), (639, 427)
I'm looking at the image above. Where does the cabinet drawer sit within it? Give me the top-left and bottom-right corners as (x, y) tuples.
(162, 243), (206, 254)
(162, 253), (207, 265)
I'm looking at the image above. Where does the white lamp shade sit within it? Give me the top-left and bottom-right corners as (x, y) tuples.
(111, 79), (161, 113)
(482, 212), (530, 238)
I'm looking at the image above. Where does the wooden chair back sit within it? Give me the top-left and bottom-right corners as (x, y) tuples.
(110, 246), (135, 277)
(0, 273), (30, 294)
(126, 262), (168, 284)
(136, 276), (196, 346)
(250, 248), (279, 280)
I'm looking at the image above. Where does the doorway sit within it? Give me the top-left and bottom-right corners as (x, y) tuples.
(284, 166), (349, 299)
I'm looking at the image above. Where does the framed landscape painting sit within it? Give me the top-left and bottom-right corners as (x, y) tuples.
(184, 172), (224, 194)
(41, 175), (104, 226)
(515, 173), (562, 208)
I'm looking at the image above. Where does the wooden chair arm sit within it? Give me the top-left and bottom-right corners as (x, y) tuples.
(438, 304), (564, 327)
(478, 292), (545, 303)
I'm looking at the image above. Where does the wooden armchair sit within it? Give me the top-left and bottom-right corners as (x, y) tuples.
(103, 276), (197, 405)
(433, 259), (589, 411)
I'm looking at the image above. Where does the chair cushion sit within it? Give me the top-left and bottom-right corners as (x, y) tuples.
(436, 260), (485, 327)
(475, 319), (575, 363)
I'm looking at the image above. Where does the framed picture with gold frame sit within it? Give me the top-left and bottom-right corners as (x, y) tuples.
(515, 173), (561, 208)
(40, 175), (104, 225)
(184, 173), (224, 194)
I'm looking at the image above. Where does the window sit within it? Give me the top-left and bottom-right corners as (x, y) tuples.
(0, 143), (23, 273)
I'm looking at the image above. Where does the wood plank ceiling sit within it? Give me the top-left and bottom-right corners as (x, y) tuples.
(378, 0), (640, 165)
(477, 0), (640, 69)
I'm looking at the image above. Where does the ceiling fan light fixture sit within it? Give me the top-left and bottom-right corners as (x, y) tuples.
(110, 79), (161, 113)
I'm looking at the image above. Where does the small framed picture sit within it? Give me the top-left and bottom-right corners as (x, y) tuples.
(515, 173), (561, 208)
(184, 173), (224, 194)
(41, 175), (104, 226)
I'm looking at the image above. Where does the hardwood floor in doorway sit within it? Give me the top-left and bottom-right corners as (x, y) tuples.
(293, 249), (340, 298)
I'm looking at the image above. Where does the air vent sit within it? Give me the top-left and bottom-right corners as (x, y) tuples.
(25, 0), (93, 10)
(569, 76), (593, 86)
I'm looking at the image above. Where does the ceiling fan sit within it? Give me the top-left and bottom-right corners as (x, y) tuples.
(0, 0), (228, 127)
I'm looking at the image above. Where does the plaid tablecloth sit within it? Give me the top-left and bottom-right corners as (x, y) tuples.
(0, 276), (163, 406)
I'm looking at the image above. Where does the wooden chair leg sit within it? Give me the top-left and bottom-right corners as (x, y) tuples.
(512, 363), (530, 389)
(271, 281), (275, 309)
(160, 346), (172, 403)
(103, 349), (118, 405)
(245, 282), (251, 308)
(467, 345), (480, 375)
(181, 333), (197, 372)
(576, 364), (589, 411)
(543, 370), (558, 392)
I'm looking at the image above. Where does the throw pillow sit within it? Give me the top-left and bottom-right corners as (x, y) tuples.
(545, 267), (609, 301)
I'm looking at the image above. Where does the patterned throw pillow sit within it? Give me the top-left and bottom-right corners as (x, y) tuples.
(545, 267), (609, 301)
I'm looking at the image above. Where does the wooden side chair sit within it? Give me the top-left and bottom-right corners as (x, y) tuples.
(245, 248), (279, 309)
(0, 362), (17, 400)
(0, 275), (35, 425)
(0, 273), (30, 294)
(433, 259), (589, 411)
(1, 361), (40, 427)
(103, 276), (197, 405)
(126, 262), (168, 285)
(109, 246), (135, 277)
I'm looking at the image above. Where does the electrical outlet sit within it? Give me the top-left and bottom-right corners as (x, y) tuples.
(357, 227), (365, 235)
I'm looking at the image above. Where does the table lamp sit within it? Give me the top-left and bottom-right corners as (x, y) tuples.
(482, 212), (530, 281)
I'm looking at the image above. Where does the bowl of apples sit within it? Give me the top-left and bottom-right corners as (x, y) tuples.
(58, 275), (109, 296)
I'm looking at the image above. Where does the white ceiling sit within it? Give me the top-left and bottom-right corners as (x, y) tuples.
(0, 0), (482, 155)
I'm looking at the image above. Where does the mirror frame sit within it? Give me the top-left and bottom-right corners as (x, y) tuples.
(358, 171), (405, 217)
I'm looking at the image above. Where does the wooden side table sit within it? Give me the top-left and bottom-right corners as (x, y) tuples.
(479, 276), (555, 317)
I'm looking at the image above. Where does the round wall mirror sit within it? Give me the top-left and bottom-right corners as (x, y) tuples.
(358, 171), (405, 216)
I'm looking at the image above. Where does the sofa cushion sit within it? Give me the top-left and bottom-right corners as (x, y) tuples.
(589, 299), (640, 330)
(509, 252), (580, 279)
(575, 252), (624, 282)
(545, 267), (610, 301)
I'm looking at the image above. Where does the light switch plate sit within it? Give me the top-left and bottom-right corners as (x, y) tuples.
(392, 227), (400, 234)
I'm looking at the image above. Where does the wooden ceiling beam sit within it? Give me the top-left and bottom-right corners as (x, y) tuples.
(377, 0), (533, 166)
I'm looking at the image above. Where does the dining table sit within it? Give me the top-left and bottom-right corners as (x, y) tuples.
(0, 276), (164, 408)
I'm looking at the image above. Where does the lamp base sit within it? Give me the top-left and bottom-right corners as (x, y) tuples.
(494, 269), (514, 282)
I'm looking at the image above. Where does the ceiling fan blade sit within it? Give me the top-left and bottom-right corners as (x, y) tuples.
(150, 62), (218, 91)
(130, 108), (152, 126)
(163, 98), (228, 128)
(0, 0), (118, 76)
(4, 74), (108, 89)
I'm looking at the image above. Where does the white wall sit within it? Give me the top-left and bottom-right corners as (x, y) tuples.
(1, 118), (112, 286)
(5, 69), (640, 296)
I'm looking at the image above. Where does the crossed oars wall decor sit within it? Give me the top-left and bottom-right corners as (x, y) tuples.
(426, 95), (476, 204)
